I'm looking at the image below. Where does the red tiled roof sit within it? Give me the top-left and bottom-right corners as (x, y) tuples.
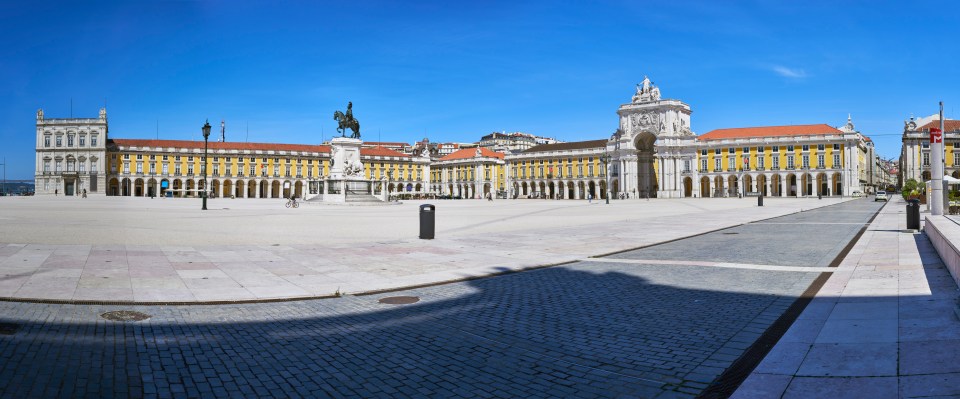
(439, 147), (505, 161)
(110, 139), (329, 153)
(698, 124), (842, 141)
(522, 140), (607, 153)
(360, 147), (409, 157)
(111, 138), (410, 158)
(363, 141), (409, 147)
(918, 120), (960, 131)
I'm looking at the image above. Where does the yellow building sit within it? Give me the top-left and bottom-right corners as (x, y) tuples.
(431, 147), (505, 199)
(504, 140), (609, 199)
(99, 139), (426, 199)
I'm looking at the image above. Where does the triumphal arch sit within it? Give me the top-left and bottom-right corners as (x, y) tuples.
(611, 77), (697, 198)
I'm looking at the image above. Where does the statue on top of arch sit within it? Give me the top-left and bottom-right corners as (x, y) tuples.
(632, 76), (661, 104)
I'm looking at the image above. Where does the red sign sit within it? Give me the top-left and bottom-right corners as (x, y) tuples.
(931, 127), (943, 144)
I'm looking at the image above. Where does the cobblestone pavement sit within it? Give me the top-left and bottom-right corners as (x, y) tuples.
(0, 200), (882, 398)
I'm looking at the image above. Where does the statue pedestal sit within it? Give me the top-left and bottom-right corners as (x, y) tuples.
(329, 137), (363, 180)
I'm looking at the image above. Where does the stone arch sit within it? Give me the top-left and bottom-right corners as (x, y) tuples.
(235, 180), (245, 198)
(832, 173), (842, 196)
(568, 180), (576, 199)
(787, 174), (798, 196)
(700, 176), (710, 198)
(713, 176), (724, 197)
(771, 174), (781, 197)
(271, 180), (281, 198)
(588, 181), (597, 199)
(633, 131), (658, 198)
(727, 175), (737, 197)
(683, 177), (693, 197)
(146, 178), (157, 197)
(259, 180), (268, 198)
(134, 178), (144, 197)
(223, 180), (233, 198)
(816, 173), (828, 196)
(743, 175), (753, 195)
(109, 178), (120, 196)
(757, 175), (767, 196)
(186, 179), (195, 197)
(294, 181), (303, 198)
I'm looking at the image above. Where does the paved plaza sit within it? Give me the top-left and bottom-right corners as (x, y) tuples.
(0, 196), (917, 398)
(1, 195), (851, 302)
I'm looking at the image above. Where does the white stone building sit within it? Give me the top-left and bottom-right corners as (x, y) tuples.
(34, 108), (108, 196)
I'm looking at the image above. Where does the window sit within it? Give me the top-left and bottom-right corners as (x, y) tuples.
(742, 147), (749, 153)
(79, 136), (86, 147)
(213, 165), (219, 176)
(728, 148), (735, 154)
(701, 149), (707, 156)
(922, 142), (929, 149)
(833, 144), (840, 151)
(802, 155), (809, 168)
(715, 158), (721, 171)
(772, 155), (780, 169)
(44, 136), (50, 147)
(700, 159), (707, 171)
(273, 165), (279, 176)
(773, 146), (779, 152)
(175, 164), (182, 175)
(818, 154), (825, 168)
(91, 135), (98, 147)
(787, 145), (794, 152)
(56, 160), (62, 172)
(149, 163), (156, 174)
(249, 165), (256, 175)
(189, 156), (194, 161)
(79, 161), (85, 173)
(588, 165), (594, 177)
(162, 155), (168, 161)
(124, 163), (130, 174)
(728, 156), (735, 170)
(137, 154), (143, 160)
(91, 161), (97, 173)
(149, 155), (155, 160)
(67, 135), (74, 147)
(136, 163), (143, 174)
(124, 154), (130, 159)
(187, 165), (193, 175)
(43, 160), (50, 172)
(802, 145), (809, 151)
(56, 136), (62, 147)
(758, 147), (764, 153)
(817, 144), (825, 151)
(758, 156), (765, 169)
(162, 164), (168, 175)
(715, 148), (721, 155)
(683, 159), (691, 172)
(213, 157), (219, 162)
(923, 153), (930, 166)
(787, 155), (795, 169)
(834, 154), (840, 168)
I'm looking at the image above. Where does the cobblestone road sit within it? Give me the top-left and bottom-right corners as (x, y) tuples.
(0, 200), (883, 398)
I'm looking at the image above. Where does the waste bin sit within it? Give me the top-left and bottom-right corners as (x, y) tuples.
(906, 199), (920, 230)
(758, 194), (763, 207)
(419, 204), (435, 239)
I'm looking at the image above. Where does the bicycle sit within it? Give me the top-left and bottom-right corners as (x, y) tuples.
(285, 198), (299, 208)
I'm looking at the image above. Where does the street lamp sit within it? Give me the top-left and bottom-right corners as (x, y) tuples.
(599, 151), (611, 204)
(201, 120), (211, 210)
(0, 157), (5, 196)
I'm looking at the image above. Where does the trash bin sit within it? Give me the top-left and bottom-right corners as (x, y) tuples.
(758, 194), (763, 207)
(906, 199), (920, 230)
(419, 204), (435, 239)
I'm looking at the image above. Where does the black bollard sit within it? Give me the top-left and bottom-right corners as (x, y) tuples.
(758, 194), (763, 207)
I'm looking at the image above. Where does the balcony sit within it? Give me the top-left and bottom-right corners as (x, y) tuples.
(756, 167), (765, 171)
(713, 168), (722, 172)
(727, 168), (737, 172)
(682, 169), (691, 174)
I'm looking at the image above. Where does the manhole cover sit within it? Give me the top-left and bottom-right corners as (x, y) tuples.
(100, 311), (152, 322)
(378, 296), (420, 305)
(0, 323), (21, 335)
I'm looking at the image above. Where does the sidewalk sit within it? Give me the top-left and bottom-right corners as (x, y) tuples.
(733, 197), (960, 398)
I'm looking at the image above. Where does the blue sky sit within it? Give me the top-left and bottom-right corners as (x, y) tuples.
(2, 0), (957, 179)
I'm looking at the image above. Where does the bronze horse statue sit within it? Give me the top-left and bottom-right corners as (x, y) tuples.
(333, 103), (361, 139)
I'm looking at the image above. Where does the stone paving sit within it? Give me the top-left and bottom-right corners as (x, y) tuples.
(733, 196), (960, 399)
(0, 198), (885, 398)
(0, 196), (851, 302)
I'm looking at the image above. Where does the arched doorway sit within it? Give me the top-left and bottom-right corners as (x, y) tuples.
(271, 181), (281, 198)
(713, 176), (724, 197)
(683, 177), (693, 197)
(235, 180), (245, 198)
(787, 174), (797, 196)
(588, 181), (597, 199)
(816, 173), (827, 196)
(700, 177), (710, 198)
(832, 173), (842, 196)
(612, 179), (620, 197)
(756, 175), (767, 196)
(771, 175), (781, 196)
(134, 178), (144, 197)
(727, 175), (737, 197)
(260, 181), (268, 198)
(568, 180), (576, 199)
(223, 180), (233, 198)
(109, 178), (120, 196)
(210, 180), (220, 198)
(186, 180), (195, 197)
(600, 180), (607, 199)
(743, 175), (753, 195)
(547, 181), (556, 199)
(634, 131), (657, 198)
(294, 181), (303, 198)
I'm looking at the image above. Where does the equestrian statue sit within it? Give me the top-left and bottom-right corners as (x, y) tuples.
(333, 101), (361, 139)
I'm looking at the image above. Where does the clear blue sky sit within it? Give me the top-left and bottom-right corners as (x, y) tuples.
(2, 1), (957, 179)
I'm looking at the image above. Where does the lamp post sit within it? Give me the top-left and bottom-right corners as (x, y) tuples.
(599, 151), (611, 204)
(201, 120), (211, 210)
